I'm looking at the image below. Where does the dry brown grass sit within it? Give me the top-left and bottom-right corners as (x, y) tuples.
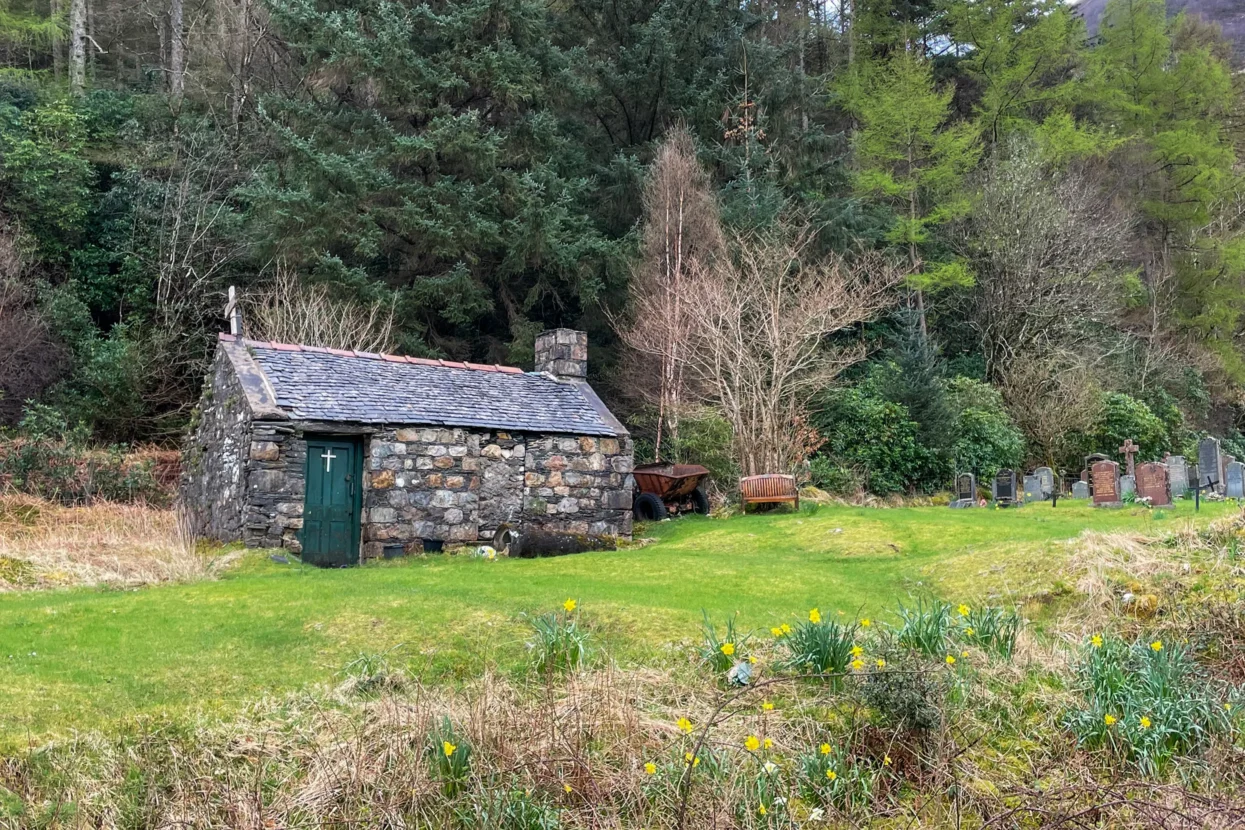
(0, 492), (221, 590)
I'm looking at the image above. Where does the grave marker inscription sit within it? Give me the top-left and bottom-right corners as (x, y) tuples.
(1092, 460), (1122, 507)
(1135, 462), (1172, 506)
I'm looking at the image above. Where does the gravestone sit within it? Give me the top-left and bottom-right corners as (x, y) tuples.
(1120, 475), (1136, 498)
(1198, 437), (1222, 492)
(1035, 466), (1055, 498)
(951, 473), (977, 508)
(1136, 462), (1172, 506)
(1023, 475), (1043, 502)
(992, 469), (1018, 504)
(1225, 455), (1236, 491)
(1165, 455), (1188, 499)
(1072, 481), (1090, 499)
(1092, 460), (1122, 507)
(1228, 462), (1245, 499)
(1118, 439), (1140, 477)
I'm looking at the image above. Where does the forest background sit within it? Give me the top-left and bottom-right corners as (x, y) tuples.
(1, 0), (1243, 497)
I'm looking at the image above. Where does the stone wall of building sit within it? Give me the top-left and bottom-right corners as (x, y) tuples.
(181, 349), (253, 543)
(522, 434), (634, 538)
(242, 422), (306, 550)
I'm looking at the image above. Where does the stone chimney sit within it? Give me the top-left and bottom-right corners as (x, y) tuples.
(535, 328), (588, 379)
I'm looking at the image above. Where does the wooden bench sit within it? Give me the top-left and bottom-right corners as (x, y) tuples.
(740, 474), (799, 511)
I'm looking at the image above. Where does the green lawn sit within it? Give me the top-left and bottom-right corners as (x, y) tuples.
(0, 499), (1231, 741)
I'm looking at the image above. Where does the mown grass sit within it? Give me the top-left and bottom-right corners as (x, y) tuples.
(0, 499), (1232, 741)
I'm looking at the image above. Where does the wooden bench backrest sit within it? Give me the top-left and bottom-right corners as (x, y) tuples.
(740, 474), (799, 504)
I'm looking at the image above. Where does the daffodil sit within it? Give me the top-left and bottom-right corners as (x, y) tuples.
(780, 623), (792, 634)
(677, 717), (693, 734)
(1091, 634), (1103, 648)
(762, 700), (774, 711)
(1150, 639), (1163, 652)
(876, 658), (886, 668)
(745, 735), (760, 752)
(850, 658), (865, 671)
(809, 608), (821, 624)
(964, 627), (975, 636)
(563, 598), (577, 612)
(850, 645), (863, 657)
(720, 642), (735, 656)
(957, 604), (970, 617)
(961, 650), (969, 658)
(945, 655), (956, 666)
(683, 752), (701, 767)
(442, 741), (456, 758)
(771, 627), (783, 637)
(564, 783), (572, 794)
(763, 737), (773, 749)
(644, 762), (657, 775)
(749, 655), (757, 664)
(1139, 716), (1151, 729)
(758, 804), (768, 816)
(825, 769), (837, 781)
(861, 618), (872, 627)
(883, 755), (892, 766)
(1104, 714), (1117, 726)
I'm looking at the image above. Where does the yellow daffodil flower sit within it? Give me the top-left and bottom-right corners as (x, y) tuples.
(957, 604), (970, 617)
(965, 628), (975, 636)
(861, 618), (872, 627)
(1150, 640), (1163, 652)
(945, 655), (956, 665)
(563, 598), (577, 612)
(1104, 714), (1116, 726)
(749, 655), (757, 664)
(961, 650), (969, 658)
(850, 645), (863, 657)
(876, 658), (887, 668)
(758, 805), (767, 816)
(883, 755), (892, 766)
(442, 741), (456, 758)
(677, 717), (693, 734)
(1139, 716), (1151, 729)
(745, 735), (760, 752)
(781, 623), (792, 634)
(763, 738), (773, 749)
(819, 743), (832, 755)
(720, 642), (735, 656)
(771, 627), (783, 637)
(1091, 634), (1103, 648)
(826, 769), (837, 781)
(762, 700), (774, 711)
(564, 783), (572, 794)
(851, 658), (865, 671)
(644, 762), (657, 775)
(809, 608), (821, 623)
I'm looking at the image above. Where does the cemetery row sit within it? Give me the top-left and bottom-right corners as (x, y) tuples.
(951, 437), (1245, 509)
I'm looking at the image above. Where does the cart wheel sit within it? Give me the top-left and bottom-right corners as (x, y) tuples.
(633, 492), (668, 521)
(690, 487), (710, 514)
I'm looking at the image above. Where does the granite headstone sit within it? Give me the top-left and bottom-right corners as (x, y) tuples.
(1228, 462), (1245, 499)
(951, 473), (977, 507)
(1092, 460), (1122, 507)
(1023, 475), (1043, 503)
(1165, 455), (1188, 499)
(1072, 481), (1090, 499)
(1199, 437), (1223, 492)
(1120, 474), (1136, 498)
(1136, 462), (1172, 506)
(993, 469), (1018, 503)
(1035, 466), (1055, 498)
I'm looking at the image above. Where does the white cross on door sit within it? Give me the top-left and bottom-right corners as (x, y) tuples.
(321, 448), (337, 472)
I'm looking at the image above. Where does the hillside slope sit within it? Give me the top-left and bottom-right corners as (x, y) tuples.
(1075, 0), (1245, 61)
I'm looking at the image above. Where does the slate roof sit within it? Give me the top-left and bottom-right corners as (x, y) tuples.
(220, 334), (623, 436)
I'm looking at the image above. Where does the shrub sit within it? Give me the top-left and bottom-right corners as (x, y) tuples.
(862, 666), (945, 732)
(782, 612), (859, 683)
(1064, 635), (1237, 775)
(1085, 393), (1167, 460)
(947, 378), (1024, 479)
(429, 717), (472, 796)
(527, 603), (590, 675)
(809, 455), (859, 495)
(957, 605), (1022, 659)
(466, 789), (561, 830)
(895, 598), (952, 657)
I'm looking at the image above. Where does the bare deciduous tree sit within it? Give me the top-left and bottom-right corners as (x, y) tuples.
(1000, 355), (1099, 468)
(686, 226), (904, 476)
(616, 126), (723, 459)
(0, 222), (65, 425)
(246, 267), (397, 354)
(961, 142), (1133, 379)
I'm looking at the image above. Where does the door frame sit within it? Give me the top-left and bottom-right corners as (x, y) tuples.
(300, 433), (364, 565)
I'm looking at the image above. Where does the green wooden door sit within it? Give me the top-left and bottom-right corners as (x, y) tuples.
(302, 437), (362, 566)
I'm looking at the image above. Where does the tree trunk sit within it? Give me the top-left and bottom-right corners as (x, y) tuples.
(68, 0), (86, 95)
(169, 0), (185, 98)
(51, 0), (64, 80)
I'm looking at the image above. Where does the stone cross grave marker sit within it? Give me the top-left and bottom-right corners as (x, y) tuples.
(1228, 462), (1245, 499)
(1165, 455), (1188, 499)
(1198, 437), (1222, 492)
(1023, 475), (1043, 503)
(993, 469), (1017, 504)
(1135, 461), (1172, 506)
(1092, 460), (1122, 507)
(1072, 481), (1090, 499)
(1118, 439), (1139, 477)
(1034, 467), (1055, 498)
